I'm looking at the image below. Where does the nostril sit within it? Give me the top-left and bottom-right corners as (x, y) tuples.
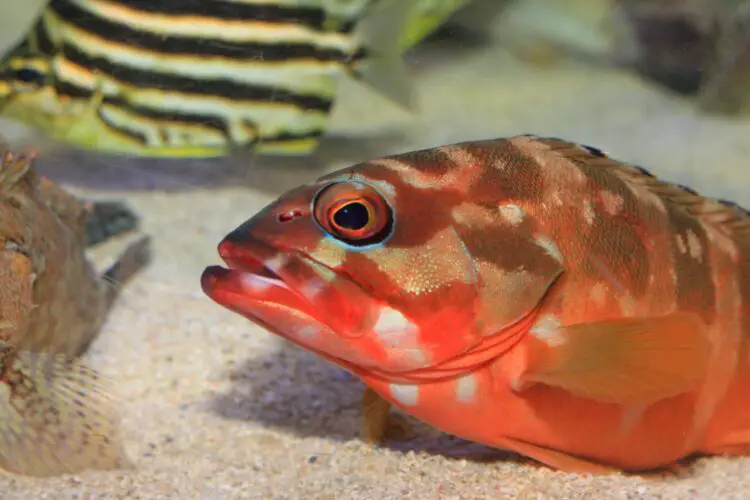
(277, 209), (303, 223)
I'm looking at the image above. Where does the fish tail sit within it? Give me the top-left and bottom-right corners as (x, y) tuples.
(0, 342), (131, 476)
(349, 0), (416, 110)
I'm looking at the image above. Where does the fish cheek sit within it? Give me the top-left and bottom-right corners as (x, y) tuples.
(340, 230), (482, 369)
(455, 219), (563, 336)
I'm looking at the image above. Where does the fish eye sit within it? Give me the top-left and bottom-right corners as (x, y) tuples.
(14, 67), (45, 84)
(313, 181), (394, 246)
(8, 66), (47, 93)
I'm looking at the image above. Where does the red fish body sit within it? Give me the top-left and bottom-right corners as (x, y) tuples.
(201, 135), (750, 473)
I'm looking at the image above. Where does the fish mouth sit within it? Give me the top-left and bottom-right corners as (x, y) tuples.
(202, 234), (378, 331)
(201, 235), (382, 369)
(200, 236), (318, 321)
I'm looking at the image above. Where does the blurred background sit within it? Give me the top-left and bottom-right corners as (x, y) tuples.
(1, 1), (749, 498)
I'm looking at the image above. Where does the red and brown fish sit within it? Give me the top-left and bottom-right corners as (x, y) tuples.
(201, 135), (750, 473)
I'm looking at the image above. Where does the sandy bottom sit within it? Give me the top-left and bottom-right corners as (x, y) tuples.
(3, 3), (750, 499)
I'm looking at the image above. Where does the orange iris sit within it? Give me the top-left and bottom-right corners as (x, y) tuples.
(313, 182), (392, 245)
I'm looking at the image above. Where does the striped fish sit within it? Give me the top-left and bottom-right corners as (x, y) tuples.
(0, 0), (415, 158)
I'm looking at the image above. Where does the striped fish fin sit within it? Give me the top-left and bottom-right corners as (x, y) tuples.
(349, 0), (416, 110)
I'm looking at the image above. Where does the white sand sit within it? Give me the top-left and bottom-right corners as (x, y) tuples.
(2, 1), (750, 498)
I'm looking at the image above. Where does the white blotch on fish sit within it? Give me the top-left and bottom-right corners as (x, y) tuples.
(583, 198), (596, 225)
(535, 236), (564, 264)
(390, 383), (419, 406)
(686, 230), (703, 262)
(498, 204), (525, 226)
(455, 373), (477, 403)
(372, 306), (418, 347)
(530, 314), (566, 347)
(299, 278), (327, 301)
(600, 190), (624, 216)
(264, 253), (288, 273)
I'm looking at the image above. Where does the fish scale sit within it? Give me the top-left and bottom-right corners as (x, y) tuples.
(203, 134), (750, 473)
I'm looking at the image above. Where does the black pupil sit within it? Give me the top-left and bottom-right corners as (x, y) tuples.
(333, 202), (369, 230)
(16, 68), (42, 83)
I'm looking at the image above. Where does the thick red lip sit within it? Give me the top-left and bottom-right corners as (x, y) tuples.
(200, 236), (317, 319)
(216, 237), (281, 278)
(202, 233), (383, 343)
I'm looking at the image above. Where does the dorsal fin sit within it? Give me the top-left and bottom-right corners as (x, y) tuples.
(524, 135), (750, 243)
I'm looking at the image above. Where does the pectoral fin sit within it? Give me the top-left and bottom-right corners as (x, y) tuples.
(513, 312), (711, 406)
(360, 387), (411, 444)
(361, 386), (392, 444)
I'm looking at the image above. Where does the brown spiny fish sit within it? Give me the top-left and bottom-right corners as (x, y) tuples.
(0, 148), (150, 476)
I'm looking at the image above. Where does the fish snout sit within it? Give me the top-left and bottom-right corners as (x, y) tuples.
(200, 265), (229, 299)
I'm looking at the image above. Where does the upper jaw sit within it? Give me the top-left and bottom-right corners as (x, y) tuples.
(201, 235), (315, 316)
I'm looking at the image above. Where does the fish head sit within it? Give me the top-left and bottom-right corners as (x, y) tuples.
(202, 152), (563, 376)
(0, 54), (91, 136)
(0, 56), (53, 112)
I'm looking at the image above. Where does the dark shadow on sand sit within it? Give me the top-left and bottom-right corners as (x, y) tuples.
(206, 340), (527, 466)
(205, 340), (705, 477)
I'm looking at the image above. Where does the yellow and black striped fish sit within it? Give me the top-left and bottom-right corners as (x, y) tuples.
(0, 0), (416, 158)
